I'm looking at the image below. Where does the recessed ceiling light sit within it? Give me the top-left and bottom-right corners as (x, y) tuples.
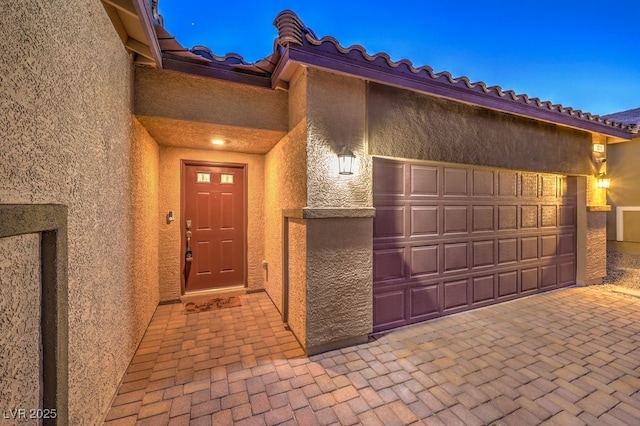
(211, 138), (227, 146)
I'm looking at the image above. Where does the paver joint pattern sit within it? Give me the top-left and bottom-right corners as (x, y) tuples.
(104, 287), (640, 425)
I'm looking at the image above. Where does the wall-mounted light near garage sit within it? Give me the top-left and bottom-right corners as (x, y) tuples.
(592, 141), (609, 189)
(596, 173), (611, 188)
(338, 146), (355, 175)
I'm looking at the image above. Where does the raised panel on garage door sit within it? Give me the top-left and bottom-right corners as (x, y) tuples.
(373, 157), (577, 332)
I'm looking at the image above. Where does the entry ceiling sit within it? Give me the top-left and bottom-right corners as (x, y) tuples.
(137, 116), (286, 154)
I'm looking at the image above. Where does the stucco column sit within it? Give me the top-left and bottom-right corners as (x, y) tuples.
(577, 135), (610, 285)
(300, 69), (375, 354)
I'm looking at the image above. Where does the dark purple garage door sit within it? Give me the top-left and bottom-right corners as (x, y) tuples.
(373, 157), (577, 332)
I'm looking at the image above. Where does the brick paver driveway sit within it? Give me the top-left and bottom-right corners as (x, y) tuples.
(105, 287), (640, 425)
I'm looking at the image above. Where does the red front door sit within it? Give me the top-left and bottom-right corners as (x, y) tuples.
(183, 163), (246, 292)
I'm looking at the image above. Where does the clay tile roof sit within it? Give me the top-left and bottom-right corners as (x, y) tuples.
(603, 107), (640, 133)
(273, 10), (317, 47)
(155, 8), (634, 138)
(270, 10), (634, 138)
(154, 25), (210, 64)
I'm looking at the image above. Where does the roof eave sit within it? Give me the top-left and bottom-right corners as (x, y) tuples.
(276, 44), (632, 140)
(132, 0), (162, 68)
(162, 54), (273, 88)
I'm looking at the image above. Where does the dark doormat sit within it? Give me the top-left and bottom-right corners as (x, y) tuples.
(184, 296), (241, 313)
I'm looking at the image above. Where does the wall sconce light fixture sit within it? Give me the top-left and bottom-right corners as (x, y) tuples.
(593, 157), (609, 188)
(596, 173), (611, 189)
(338, 147), (355, 175)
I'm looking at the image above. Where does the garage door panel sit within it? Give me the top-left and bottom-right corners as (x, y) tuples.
(373, 290), (406, 329)
(521, 173), (539, 197)
(410, 165), (438, 196)
(374, 162), (405, 196)
(498, 238), (518, 264)
(541, 264), (558, 288)
(410, 206), (438, 236)
(373, 158), (577, 332)
(410, 245), (439, 277)
(498, 271), (518, 297)
(444, 206), (468, 234)
(541, 175), (558, 197)
(444, 243), (468, 272)
(521, 268), (538, 292)
(409, 285), (439, 319)
(541, 235), (558, 258)
(560, 205), (576, 226)
(444, 279), (469, 310)
(498, 205), (518, 230)
(473, 170), (494, 196)
(521, 205), (539, 228)
(374, 248), (405, 282)
(559, 261), (576, 285)
(559, 233), (575, 255)
(472, 275), (495, 303)
(498, 171), (518, 197)
(374, 206), (405, 238)
(473, 206), (494, 232)
(521, 237), (538, 260)
(541, 205), (558, 227)
(444, 168), (468, 196)
(473, 240), (495, 268)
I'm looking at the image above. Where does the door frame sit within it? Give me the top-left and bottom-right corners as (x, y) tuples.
(180, 160), (248, 295)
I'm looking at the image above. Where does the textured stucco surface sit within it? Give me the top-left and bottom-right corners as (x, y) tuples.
(264, 69), (308, 312)
(306, 68), (372, 207)
(158, 147), (264, 301)
(0, 234), (41, 414)
(129, 118), (160, 335)
(368, 82), (593, 176)
(0, 1), (159, 423)
(586, 212), (608, 282)
(135, 66), (287, 149)
(305, 218), (373, 352)
(287, 219), (308, 346)
(292, 69), (373, 352)
(607, 137), (640, 239)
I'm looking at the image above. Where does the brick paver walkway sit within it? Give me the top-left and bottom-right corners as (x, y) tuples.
(104, 287), (640, 425)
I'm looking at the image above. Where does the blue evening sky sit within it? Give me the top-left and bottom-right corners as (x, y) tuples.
(158, 1), (639, 116)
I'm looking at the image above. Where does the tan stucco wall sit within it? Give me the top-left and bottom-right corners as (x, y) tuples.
(368, 82), (593, 176)
(129, 118), (160, 331)
(302, 69), (374, 351)
(287, 219), (308, 346)
(0, 234), (41, 412)
(586, 212), (608, 282)
(0, 1), (160, 423)
(264, 68), (308, 313)
(306, 68), (372, 207)
(623, 212), (640, 242)
(158, 147), (265, 301)
(607, 137), (640, 239)
(135, 67), (288, 151)
(305, 218), (373, 353)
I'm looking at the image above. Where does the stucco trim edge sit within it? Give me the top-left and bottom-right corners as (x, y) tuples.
(302, 207), (376, 219)
(616, 206), (640, 241)
(587, 205), (611, 212)
(0, 204), (69, 425)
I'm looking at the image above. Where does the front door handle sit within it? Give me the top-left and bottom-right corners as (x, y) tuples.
(185, 229), (193, 262)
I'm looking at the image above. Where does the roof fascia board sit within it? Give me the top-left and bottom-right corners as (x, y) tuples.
(132, 0), (162, 68)
(163, 55), (272, 88)
(284, 45), (631, 140)
(103, 0), (137, 17)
